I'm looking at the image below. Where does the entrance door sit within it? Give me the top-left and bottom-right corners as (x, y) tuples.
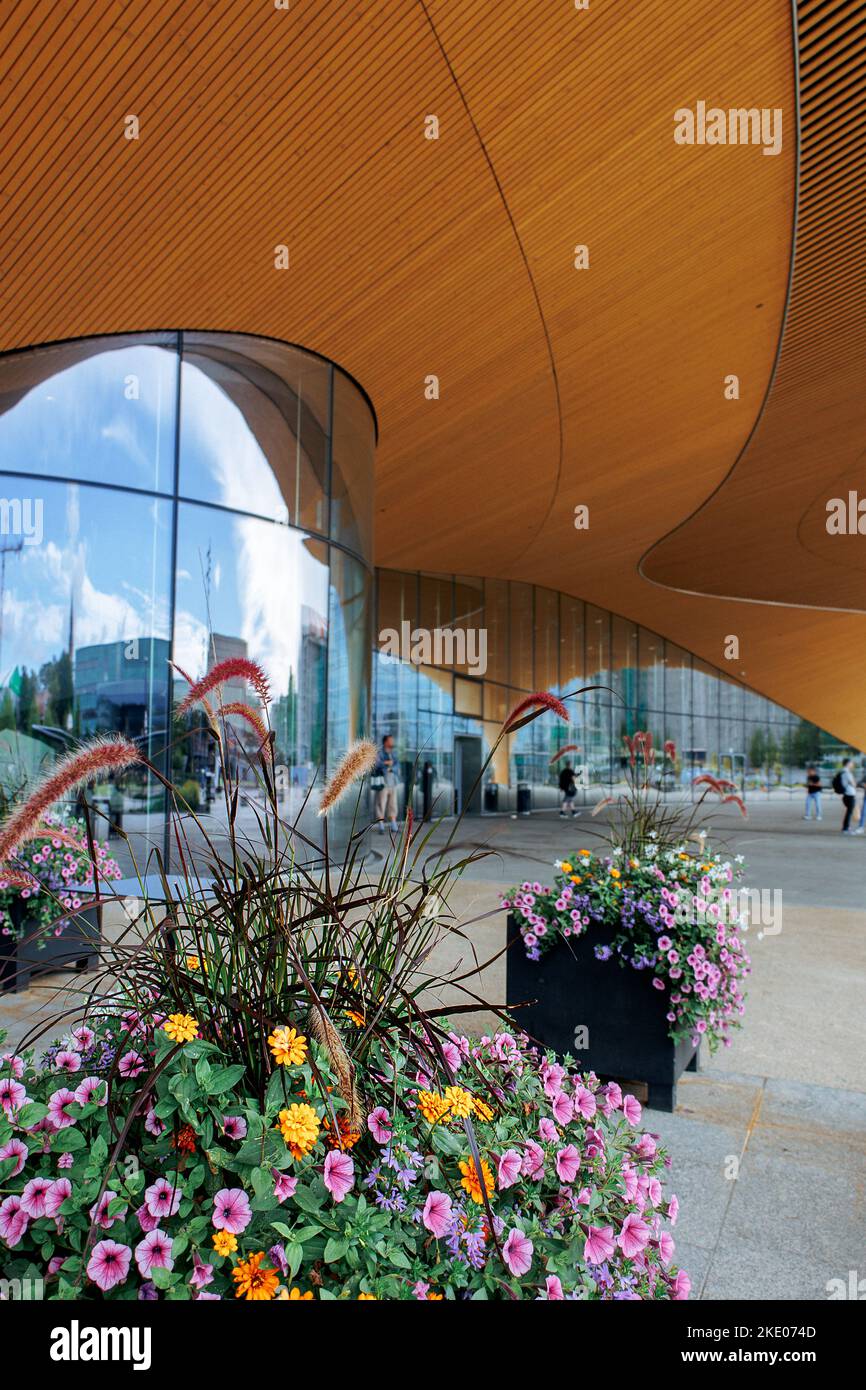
(454, 735), (483, 815)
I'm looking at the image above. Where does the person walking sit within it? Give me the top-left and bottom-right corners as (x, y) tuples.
(804, 765), (823, 821)
(833, 758), (858, 834)
(372, 734), (399, 833)
(558, 763), (580, 817)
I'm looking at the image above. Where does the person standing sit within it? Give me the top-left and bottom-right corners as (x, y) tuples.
(558, 763), (580, 817)
(372, 734), (399, 833)
(804, 765), (822, 821)
(835, 758), (857, 834)
(854, 764), (866, 835)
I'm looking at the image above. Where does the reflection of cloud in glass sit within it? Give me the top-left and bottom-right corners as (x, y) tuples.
(179, 367), (285, 519)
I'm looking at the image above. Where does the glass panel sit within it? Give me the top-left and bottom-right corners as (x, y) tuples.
(330, 369), (375, 560)
(0, 475), (171, 869)
(585, 605), (610, 690)
(0, 335), (178, 492)
(509, 582), (533, 691)
(453, 574), (485, 677)
(638, 627), (665, 713)
(173, 504), (330, 829)
(178, 334), (330, 535)
(719, 669), (744, 719)
(665, 642), (693, 714)
(611, 615), (638, 712)
(454, 676), (482, 718)
(559, 593), (584, 698)
(418, 573), (453, 668)
(484, 577), (509, 685)
(533, 586), (559, 693)
(328, 550), (372, 769)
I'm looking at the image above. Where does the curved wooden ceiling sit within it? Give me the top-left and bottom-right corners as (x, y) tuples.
(0, 0), (864, 746)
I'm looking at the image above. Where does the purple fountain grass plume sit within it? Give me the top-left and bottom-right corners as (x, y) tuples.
(220, 701), (270, 748)
(317, 740), (378, 817)
(504, 691), (569, 730)
(0, 736), (141, 865)
(172, 657), (271, 716)
(548, 742), (581, 765)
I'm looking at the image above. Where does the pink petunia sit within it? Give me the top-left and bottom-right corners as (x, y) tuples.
(367, 1107), (392, 1145)
(672, 1268), (691, 1299)
(47, 1087), (78, 1129)
(618, 1212), (651, 1259)
(539, 1116), (558, 1143)
(497, 1149), (522, 1190)
(573, 1084), (597, 1120)
(222, 1115), (247, 1140)
(502, 1228), (533, 1278)
(44, 1178), (72, 1222)
(57, 1152), (74, 1170)
(0, 1077), (28, 1116)
(667, 1194), (679, 1226)
(521, 1140), (545, 1181)
(422, 1190), (453, 1238)
(71, 1025), (96, 1052)
(144, 1107), (165, 1137)
(212, 1188), (252, 1234)
(89, 1190), (127, 1230)
(272, 1169), (298, 1204)
(73, 1076), (106, 1106)
(190, 1249), (214, 1289)
(555, 1143), (581, 1185)
(21, 1176), (53, 1219)
(87, 1238), (132, 1292)
(605, 1081), (623, 1110)
(137, 1204), (159, 1233)
(118, 1051), (146, 1079)
(0, 1137), (28, 1177)
(0, 1194), (29, 1246)
(441, 1040), (462, 1076)
(544, 1274), (564, 1300)
(135, 1228), (174, 1277)
(551, 1090), (574, 1126)
(584, 1225), (615, 1263)
(54, 1050), (82, 1074)
(659, 1230), (675, 1265)
(622, 1093), (642, 1125)
(1, 1053), (25, 1078)
(323, 1150), (355, 1204)
(145, 1176), (182, 1221)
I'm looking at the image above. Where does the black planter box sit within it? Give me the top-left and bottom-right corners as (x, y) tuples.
(506, 914), (698, 1111)
(0, 895), (102, 994)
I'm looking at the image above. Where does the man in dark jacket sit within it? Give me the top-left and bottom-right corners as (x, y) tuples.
(559, 763), (579, 817)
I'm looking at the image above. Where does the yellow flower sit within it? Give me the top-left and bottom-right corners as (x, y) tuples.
(277, 1102), (320, 1158)
(268, 1026), (308, 1067)
(678, 852), (690, 861)
(609, 868), (621, 879)
(578, 849), (591, 858)
(164, 1013), (198, 1044)
(212, 1229), (238, 1256)
(442, 1086), (474, 1121)
(344, 1009), (366, 1028)
(277, 1286), (314, 1300)
(232, 1251), (280, 1301)
(471, 1095), (495, 1122)
(560, 861), (573, 874)
(459, 1156), (495, 1204)
(357, 1292), (377, 1300)
(427, 1292), (444, 1300)
(417, 1090), (449, 1124)
(185, 955), (201, 971)
(570, 874), (583, 885)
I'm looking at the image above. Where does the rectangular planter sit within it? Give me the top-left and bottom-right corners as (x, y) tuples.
(506, 914), (698, 1111)
(0, 896), (102, 994)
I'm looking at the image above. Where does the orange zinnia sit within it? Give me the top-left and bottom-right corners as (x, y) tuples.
(459, 1155), (495, 1205)
(232, 1251), (280, 1301)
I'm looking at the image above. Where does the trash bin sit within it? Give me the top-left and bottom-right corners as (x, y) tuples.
(517, 782), (532, 816)
(421, 761), (434, 821)
(484, 782), (499, 813)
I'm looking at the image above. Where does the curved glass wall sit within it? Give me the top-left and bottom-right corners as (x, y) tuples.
(374, 570), (858, 818)
(0, 332), (375, 869)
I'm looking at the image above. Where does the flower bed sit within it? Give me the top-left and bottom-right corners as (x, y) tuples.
(0, 1017), (687, 1301)
(504, 838), (750, 1053)
(0, 811), (121, 946)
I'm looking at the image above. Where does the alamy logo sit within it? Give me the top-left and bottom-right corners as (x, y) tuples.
(0, 496), (43, 545)
(826, 1270), (866, 1300)
(0, 1275), (43, 1299)
(825, 492), (866, 534)
(50, 1320), (152, 1370)
(674, 102), (783, 156)
(378, 620), (487, 676)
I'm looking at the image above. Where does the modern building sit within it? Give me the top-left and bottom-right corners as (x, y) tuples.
(0, 3), (863, 860)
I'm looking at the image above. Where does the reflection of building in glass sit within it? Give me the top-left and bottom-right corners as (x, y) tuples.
(298, 604), (326, 771)
(75, 638), (170, 738)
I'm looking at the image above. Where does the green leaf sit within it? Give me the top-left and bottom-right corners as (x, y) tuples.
(323, 1236), (349, 1264)
(206, 1065), (246, 1095)
(291, 1185), (326, 1214)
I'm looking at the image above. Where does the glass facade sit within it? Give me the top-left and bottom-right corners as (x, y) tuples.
(374, 570), (858, 818)
(0, 332), (375, 868)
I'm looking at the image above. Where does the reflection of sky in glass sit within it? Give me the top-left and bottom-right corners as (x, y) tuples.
(0, 345), (177, 492)
(174, 503), (329, 697)
(0, 476), (171, 681)
(178, 362), (288, 520)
